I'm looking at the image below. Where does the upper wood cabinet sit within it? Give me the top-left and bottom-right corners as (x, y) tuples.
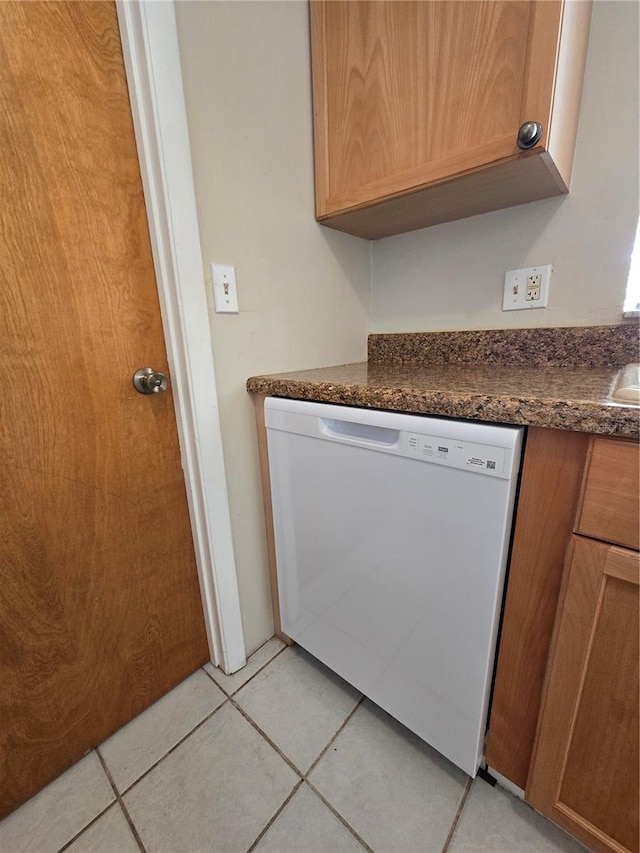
(310, 1), (592, 239)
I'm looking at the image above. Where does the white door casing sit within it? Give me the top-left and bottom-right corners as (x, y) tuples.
(116, 0), (246, 674)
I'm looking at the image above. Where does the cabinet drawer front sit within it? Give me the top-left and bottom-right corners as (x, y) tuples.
(576, 438), (639, 550)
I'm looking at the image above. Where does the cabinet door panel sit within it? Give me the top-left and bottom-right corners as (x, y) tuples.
(527, 537), (639, 853)
(312, 0), (561, 216)
(560, 576), (639, 851)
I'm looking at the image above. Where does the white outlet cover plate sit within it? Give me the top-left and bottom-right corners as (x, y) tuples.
(211, 263), (239, 313)
(503, 264), (552, 311)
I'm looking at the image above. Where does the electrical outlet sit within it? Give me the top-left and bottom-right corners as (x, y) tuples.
(211, 263), (239, 313)
(526, 285), (541, 301)
(503, 265), (552, 311)
(526, 273), (542, 301)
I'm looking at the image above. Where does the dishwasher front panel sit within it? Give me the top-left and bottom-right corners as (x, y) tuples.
(265, 397), (523, 777)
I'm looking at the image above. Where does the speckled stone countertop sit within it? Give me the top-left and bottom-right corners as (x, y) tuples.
(247, 326), (640, 438)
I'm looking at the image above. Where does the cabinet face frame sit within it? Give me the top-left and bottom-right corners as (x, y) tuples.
(526, 536), (640, 853)
(310, 0), (564, 220)
(484, 427), (590, 789)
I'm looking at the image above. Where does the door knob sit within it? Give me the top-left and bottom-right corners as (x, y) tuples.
(517, 121), (543, 150)
(133, 367), (169, 395)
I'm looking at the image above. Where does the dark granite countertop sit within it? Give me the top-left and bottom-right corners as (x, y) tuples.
(247, 326), (640, 438)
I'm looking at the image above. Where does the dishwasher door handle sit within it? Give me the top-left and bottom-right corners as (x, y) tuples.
(320, 417), (400, 447)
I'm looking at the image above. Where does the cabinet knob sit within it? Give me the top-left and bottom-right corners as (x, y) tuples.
(517, 121), (543, 150)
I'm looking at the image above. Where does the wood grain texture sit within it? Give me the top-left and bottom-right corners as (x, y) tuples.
(527, 539), (639, 853)
(315, 0), (534, 213)
(253, 394), (293, 646)
(315, 151), (565, 239)
(576, 437), (640, 551)
(0, 1), (208, 817)
(485, 427), (590, 789)
(520, 0), (563, 150)
(310, 0), (582, 236)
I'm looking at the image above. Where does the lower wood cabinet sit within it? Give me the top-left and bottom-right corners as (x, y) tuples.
(487, 432), (639, 852)
(526, 536), (639, 853)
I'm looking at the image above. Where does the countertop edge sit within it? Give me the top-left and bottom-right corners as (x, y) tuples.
(246, 375), (640, 439)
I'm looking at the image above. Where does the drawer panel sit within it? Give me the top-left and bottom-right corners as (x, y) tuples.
(576, 437), (639, 550)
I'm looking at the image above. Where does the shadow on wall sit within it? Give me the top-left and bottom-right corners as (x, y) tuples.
(317, 224), (372, 317)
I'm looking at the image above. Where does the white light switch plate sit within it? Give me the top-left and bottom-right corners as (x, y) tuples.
(211, 263), (239, 313)
(503, 264), (552, 311)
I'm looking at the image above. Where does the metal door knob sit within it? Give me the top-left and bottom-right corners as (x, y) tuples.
(517, 121), (543, 150)
(133, 367), (169, 395)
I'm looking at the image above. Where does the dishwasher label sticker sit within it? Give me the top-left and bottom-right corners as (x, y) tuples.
(466, 455), (486, 468)
(465, 448), (504, 473)
(465, 456), (498, 471)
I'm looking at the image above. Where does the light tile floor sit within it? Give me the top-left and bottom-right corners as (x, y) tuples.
(0, 640), (587, 853)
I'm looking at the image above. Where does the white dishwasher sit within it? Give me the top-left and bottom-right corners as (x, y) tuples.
(265, 397), (523, 777)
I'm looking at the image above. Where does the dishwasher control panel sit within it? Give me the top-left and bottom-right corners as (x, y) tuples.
(265, 397), (522, 482)
(406, 432), (507, 476)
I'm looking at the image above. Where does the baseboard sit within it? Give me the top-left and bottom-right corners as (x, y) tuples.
(486, 766), (526, 800)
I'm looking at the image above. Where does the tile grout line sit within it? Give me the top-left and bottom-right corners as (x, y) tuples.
(301, 696), (373, 851)
(45, 641), (467, 853)
(56, 797), (119, 853)
(441, 775), (473, 853)
(222, 646), (372, 852)
(244, 779), (305, 853)
(201, 665), (233, 697)
(304, 779), (374, 853)
(237, 693), (372, 853)
(117, 698), (230, 798)
(74, 648), (368, 853)
(305, 695), (365, 778)
(94, 748), (148, 853)
(54, 645), (288, 852)
(51, 649), (280, 852)
(96, 646), (300, 853)
(229, 696), (306, 780)
(202, 641), (288, 699)
(90, 641), (285, 806)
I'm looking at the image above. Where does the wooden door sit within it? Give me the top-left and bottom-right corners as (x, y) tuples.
(0, 1), (209, 818)
(311, 0), (563, 217)
(527, 537), (639, 853)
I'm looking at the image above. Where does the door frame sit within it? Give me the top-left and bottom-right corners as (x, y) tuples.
(115, 0), (246, 674)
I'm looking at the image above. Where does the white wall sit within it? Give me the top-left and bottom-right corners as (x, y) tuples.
(371, 0), (639, 332)
(174, 1), (371, 653)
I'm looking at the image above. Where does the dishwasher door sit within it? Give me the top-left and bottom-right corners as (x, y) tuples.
(265, 397), (523, 776)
